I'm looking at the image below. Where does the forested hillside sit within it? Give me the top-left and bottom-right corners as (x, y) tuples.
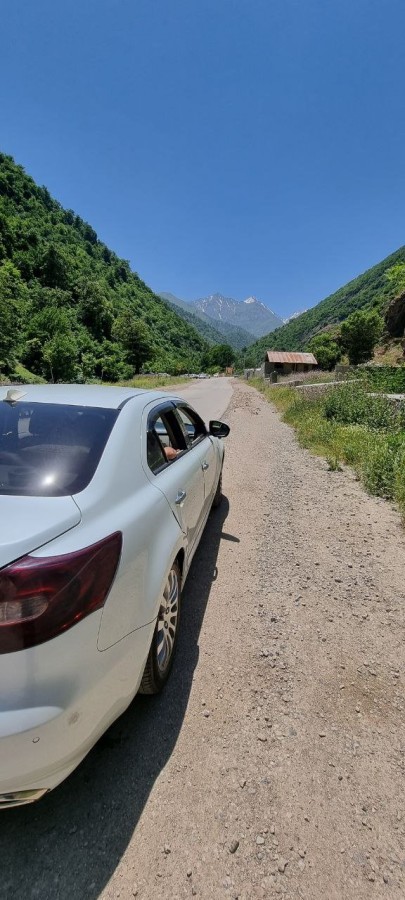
(248, 246), (405, 362)
(0, 153), (207, 381)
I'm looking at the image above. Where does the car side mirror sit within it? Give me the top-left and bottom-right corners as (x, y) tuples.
(209, 420), (230, 438)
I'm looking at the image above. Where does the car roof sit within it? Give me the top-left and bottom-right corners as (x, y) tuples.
(0, 384), (174, 410)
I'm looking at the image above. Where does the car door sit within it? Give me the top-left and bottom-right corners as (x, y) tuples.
(173, 403), (218, 514)
(143, 401), (206, 555)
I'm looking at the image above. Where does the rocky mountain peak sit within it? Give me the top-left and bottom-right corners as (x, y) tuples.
(193, 292), (283, 338)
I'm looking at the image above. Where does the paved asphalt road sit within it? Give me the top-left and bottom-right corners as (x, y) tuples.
(171, 376), (234, 423)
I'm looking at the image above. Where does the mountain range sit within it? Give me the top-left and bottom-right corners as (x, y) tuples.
(159, 291), (283, 349)
(194, 293), (283, 337)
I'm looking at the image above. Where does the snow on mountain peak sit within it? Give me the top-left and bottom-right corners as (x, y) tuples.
(244, 296), (271, 310)
(192, 291), (284, 337)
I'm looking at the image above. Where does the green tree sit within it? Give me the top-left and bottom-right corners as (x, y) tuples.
(40, 245), (68, 289)
(308, 331), (342, 371)
(77, 280), (113, 340)
(112, 310), (154, 373)
(22, 338), (45, 375)
(202, 343), (235, 370)
(28, 285), (72, 314)
(0, 261), (27, 371)
(97, 340), (132, 381)
(43, 333), (78, 382)
(22, 305), (79, 380)
(385, 263), (405, 295)
(340, 310), (383, 365)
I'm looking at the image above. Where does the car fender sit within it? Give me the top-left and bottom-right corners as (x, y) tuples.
(97, 489), (186, 650)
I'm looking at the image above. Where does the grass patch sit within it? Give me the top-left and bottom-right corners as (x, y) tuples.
(0, 371), (190, 390)
(1, 363), (47, 385)
(250, 377), (405, 519)
(88, 375), (192, 390)
(118, 375), (191, 390)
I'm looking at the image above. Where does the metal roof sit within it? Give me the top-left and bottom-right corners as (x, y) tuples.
(265, 351), (318, 365)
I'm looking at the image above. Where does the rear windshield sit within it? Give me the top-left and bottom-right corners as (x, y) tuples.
(0, 401), (119, 496)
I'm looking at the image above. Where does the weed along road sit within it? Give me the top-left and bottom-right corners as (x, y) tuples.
(2, 380), (405, 900)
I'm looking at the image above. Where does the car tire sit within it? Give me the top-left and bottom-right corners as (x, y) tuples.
(139, 561), (181, 694)
(212, 468), (223, 508)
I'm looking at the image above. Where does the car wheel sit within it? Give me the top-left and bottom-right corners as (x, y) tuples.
(139, 561), (181, 694)
(212, 469), (223, 508)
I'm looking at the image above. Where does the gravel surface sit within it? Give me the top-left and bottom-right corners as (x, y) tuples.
(2, 380), (405, 899)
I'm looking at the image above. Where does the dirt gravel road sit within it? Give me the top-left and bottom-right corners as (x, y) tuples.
(2, 380), (405, 900)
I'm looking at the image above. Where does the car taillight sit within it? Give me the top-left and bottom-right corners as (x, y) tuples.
(0, 532), (122, 654)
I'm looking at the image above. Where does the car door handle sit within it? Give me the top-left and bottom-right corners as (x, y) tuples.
(175, 490), (187, 505)
(202, 462), (209, 471)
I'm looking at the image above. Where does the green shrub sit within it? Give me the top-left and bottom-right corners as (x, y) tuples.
(339, 426), (372, 467)
(353, 366), (405, 393)
(326, 455), (343, 471)
(363, 438), (397, 498)
(394, 446), (405, 516)
(325, 384), (401, 431)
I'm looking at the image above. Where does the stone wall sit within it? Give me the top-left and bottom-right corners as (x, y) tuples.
(295, 381), (347, 397)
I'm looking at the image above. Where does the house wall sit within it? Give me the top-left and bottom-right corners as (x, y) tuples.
(264, 361), (316, 377)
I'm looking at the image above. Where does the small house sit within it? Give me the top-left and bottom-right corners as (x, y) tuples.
(263, 351), (318, 378)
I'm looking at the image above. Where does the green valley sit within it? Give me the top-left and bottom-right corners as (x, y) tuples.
(0, 153), (209, 382)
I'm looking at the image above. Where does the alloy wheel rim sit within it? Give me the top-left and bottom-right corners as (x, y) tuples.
(156, 568), (179, 674)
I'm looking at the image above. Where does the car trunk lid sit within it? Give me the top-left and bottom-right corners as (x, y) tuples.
(0, 496), (81, 568)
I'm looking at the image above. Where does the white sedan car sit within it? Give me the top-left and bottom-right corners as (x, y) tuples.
(0, 384), (229, 808)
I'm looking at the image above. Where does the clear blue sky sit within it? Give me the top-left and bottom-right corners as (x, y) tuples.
(1, 0), (404, 317)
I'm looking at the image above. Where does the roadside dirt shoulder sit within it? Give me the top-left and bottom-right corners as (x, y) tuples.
(126, 380), (404, 899)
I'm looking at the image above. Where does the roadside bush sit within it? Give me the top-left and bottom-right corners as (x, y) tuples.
(362, 437), (398, 498)
(394, 445), (405, 516)
(352, 366), (405, 394)
(293, 412), (336, 455)
(339, 426), (372, 468)
(325, 384), (401, 431)
(283, 391), (314, 424)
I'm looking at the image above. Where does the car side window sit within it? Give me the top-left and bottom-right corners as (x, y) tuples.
(147, 429), (167, 473)
(174, 405), (207, 449)
(147, 407), (187, 473)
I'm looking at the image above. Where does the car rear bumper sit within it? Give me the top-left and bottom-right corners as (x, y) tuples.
(0, 788), (49, 808)
(0, 612), (154, 804)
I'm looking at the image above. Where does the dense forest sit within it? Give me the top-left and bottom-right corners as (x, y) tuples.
(247, 246), (405, 364)
(0, 153), (208, 382)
